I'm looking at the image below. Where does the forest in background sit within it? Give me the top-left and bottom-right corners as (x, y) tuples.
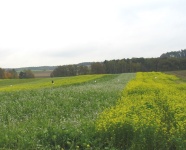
(51, 49), (186, 77)
(0, 49), (186, 78)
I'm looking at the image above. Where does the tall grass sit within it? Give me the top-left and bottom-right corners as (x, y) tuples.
(0, 73), (135, 149)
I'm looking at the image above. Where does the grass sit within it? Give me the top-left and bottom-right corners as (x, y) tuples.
(0, 74), (105, 92)
(0, 73), (135, 149)
(165, 70), (186, 80)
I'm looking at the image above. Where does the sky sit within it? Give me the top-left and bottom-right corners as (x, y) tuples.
(0, 0), (186, 68)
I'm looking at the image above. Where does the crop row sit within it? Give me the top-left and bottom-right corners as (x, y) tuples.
(0, 75), (105, 92)
(96, 72), (186, 149)
(0, 73), (135, 149)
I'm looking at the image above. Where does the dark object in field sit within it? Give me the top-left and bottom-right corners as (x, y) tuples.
(52, 80), (54, 84)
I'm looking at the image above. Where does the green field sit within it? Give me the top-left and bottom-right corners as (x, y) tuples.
(0, 73), (135, 149)
(0, 75), (106, 92)
(0, 72), (185, 150)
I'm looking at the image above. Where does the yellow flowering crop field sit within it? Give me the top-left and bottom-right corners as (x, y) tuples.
(1, 72), (185, 149)
(0, 73), (135, 149)
(0, 74), (105, 92)
(96, 72), (186, 149)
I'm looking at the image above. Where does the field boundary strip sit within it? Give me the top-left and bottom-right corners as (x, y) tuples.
(0, 74), (106, 92)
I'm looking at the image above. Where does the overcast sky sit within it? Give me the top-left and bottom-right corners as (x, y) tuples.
(0, 0), (186, 68)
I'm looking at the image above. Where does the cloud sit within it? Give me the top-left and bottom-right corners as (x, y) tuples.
(0, 0), (186, 68)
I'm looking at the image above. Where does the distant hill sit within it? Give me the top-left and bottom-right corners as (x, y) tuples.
(5, 49), (186, 72)
(14, 66), (57, 72)
(10, 63), (92, 72)
(77, 62), (92, 66)
(160, 49), (186, 58)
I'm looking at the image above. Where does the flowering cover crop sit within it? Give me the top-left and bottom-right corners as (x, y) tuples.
(0, 73), (135, 149)
(0, 75), (105, 92)
(96, 72), (186, 149)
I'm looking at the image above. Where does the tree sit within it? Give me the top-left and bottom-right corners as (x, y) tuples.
(67, 65), (77, 76)
(51, 65), (73, 77)
(77, 65), (89, 75)
(51, 65), (90, 77)
(91, 62), (105, 74)
(19, 70), (35, 79)
(104, 60), (117, 74)
(11, 69), (18, 78)
(25, 70), (35, 78)
(19, 71), (26, 79)
(160, 49), (186, 58)
(6, 69), (18, 79)
(0, 68), (5, 79)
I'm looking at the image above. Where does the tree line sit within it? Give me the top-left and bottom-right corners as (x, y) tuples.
(50, 65), (89, 77)
(51, 57), (186, 77)
(160, 49), (186, 58)
(1, 49), (186, 79)
(0, 68), (35, 79)
(0, 69), (18, 79)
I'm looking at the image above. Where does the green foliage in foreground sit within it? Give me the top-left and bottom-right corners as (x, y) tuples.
(0, 73), (135, 149)
(96, 72), (186, 150)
